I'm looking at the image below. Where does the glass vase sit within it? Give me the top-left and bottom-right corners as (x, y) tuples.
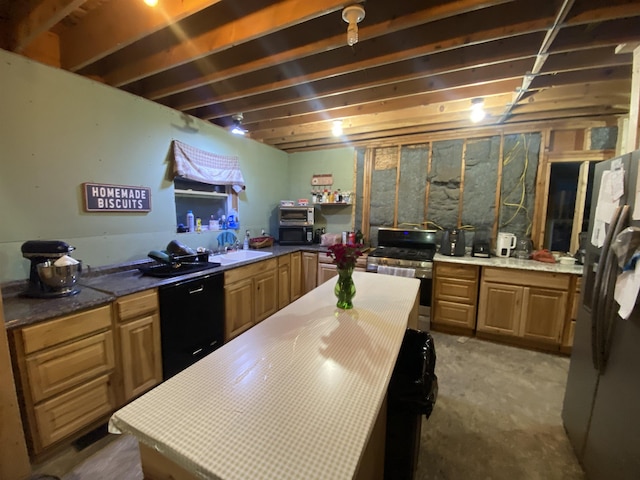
(334, 267), (356, 309)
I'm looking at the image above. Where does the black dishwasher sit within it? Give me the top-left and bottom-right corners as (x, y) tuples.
(158, 272), (225, 380)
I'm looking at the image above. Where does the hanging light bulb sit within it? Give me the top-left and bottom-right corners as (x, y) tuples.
(470, 98), (486, 123)
(342, 5), (366, 47)
(332, 120), (343, 137)
(230, 114), (247, 135)
(143, 0), (158, 6)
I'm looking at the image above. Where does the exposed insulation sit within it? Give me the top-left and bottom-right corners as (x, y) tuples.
(462, 136), (500, 231)
(374, 146), (398, 170)
(426, 140), (464, 231)
(398, 144), (429, 228)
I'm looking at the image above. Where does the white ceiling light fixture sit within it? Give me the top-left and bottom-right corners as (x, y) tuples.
(342, 4), (365, 47)
(332, 120), (343, 137)
(470, 98), (486, 123)
(230, 114), (247, 135)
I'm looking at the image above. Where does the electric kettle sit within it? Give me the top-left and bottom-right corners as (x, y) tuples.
(496, 232), (516, 257)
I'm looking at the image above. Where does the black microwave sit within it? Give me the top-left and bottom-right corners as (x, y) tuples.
(279, 226), (314, 245)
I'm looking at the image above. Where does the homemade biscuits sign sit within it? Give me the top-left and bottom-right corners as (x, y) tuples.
(311, 174), (333, 186)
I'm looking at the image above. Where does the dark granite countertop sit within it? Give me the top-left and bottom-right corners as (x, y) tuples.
(2, 244), (328, 330)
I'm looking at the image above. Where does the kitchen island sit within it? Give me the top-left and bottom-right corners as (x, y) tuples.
(108, 272), (420, 480)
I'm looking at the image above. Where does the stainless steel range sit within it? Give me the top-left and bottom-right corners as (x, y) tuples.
(366, 228), (437, 318)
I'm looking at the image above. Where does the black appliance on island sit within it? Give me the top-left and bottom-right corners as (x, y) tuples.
(366, 227), (437, 318)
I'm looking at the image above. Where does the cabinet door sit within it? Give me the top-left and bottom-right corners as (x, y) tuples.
(317, 262), (338, 285)
(119, 313), (163, 403)
(254, 269), (278, 323)
(301, 252), (318, 293)
(278, 263), (291, 310)
(477, 282), (523, 336)
(290, 252), (303, 301)
(225, 278), (254, 341)
(520, 287), (567, 343)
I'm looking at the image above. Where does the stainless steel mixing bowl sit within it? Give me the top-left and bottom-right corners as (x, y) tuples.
(37, 262), (82, 289)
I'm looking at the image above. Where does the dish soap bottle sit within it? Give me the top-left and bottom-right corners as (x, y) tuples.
(186, 210), (195, 233)
(243, 230), (250, 250)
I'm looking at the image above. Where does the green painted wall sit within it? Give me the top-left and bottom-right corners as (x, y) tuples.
(0, 49), (289, 282)
(288, 147), (356, 234)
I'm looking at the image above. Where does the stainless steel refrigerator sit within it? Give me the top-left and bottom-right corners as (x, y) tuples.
(562, 150), (640, 479)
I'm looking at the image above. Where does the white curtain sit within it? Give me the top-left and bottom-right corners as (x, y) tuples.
(172, 140), (246, 190)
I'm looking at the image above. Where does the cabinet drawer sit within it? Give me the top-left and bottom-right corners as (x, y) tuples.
(433, 300), (476, 329)
(26, 331), (115, 403)
(482, 267), (570, 290)
(224, 257), (277, 284)
(20, 305), (112, 355)
(435, 263), (478, 280)
(435, 278), (477, 304)
(33, 374), (115, 451)
(116, 289), (158, 322)
(277, 254), (290, 266)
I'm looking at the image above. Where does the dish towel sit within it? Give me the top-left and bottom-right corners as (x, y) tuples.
(377, 265), (416, 277)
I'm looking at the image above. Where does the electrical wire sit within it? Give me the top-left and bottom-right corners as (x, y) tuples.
(500, 133), (533, 236)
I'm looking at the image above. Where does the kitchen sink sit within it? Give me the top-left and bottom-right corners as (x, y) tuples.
(209, 250), (272, 265)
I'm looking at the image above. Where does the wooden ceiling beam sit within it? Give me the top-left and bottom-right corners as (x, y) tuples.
(565, 2), (640, 26)
(244, 79), (522, 135)
(173, 33), (543, 115)
(530, 65), (632, 89)
(143, 0), (518, 101)
(212, 63), (530, 126)
(164, 4), (557, 113)
(60, 0), (224, 71)
(201, 43), (632, 122)
(9, 0), (88, 52)
(249, 91), (517, 142)
(101, 0), (348, 87)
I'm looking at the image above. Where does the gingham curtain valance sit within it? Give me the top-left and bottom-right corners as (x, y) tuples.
(172, 140), (246, 190)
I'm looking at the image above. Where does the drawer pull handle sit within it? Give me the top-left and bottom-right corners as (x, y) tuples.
(189, 286), (204, 294)
(192, 348), (203, 356)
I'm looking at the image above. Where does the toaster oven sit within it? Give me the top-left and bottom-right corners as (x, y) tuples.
(278, 206), (314, 226)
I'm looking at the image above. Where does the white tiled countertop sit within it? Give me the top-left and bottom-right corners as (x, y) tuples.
(434, 253), (585, 275)
(109, 272), (420, 480)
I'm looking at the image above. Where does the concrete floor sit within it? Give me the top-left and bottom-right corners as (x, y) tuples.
(31, 331), (585, 480)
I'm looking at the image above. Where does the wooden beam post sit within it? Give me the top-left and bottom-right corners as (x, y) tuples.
(627, 45), (640, 152)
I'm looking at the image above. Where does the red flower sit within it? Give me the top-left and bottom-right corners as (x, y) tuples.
(327, 242), (363, 270)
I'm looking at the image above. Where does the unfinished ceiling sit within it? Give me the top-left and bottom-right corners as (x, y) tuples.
(1, 0), (639, 152)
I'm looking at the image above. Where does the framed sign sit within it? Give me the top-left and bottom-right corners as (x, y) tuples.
(311, 174), (333, 186)
(83, 182), (151, 212)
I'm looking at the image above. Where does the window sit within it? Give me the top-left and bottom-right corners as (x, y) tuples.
(174, 177), (231, 233)
(544, 162), (596, 253)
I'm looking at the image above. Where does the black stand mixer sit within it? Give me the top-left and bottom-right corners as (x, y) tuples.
(21, 240), (81, 298)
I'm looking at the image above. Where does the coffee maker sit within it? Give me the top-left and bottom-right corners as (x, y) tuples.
(21, 240), (81, 298)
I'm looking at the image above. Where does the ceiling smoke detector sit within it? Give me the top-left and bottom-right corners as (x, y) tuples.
(342, 4), (366, 47)
(230, 113), (247, 135)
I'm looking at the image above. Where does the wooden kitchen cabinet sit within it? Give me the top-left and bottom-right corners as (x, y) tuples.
(561, 276), (581, 353)
(290, 251), (303, 302)
(9, 305), (117, 457)
(432, 263), (479, 334)
(301, 252), (318, 293)
(224, 257), (278, 341)
(114, 289), (163, 406)
(477, 267), (570, 350)
(278, 254), (291, 309)
(317, 253), (367, 286)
